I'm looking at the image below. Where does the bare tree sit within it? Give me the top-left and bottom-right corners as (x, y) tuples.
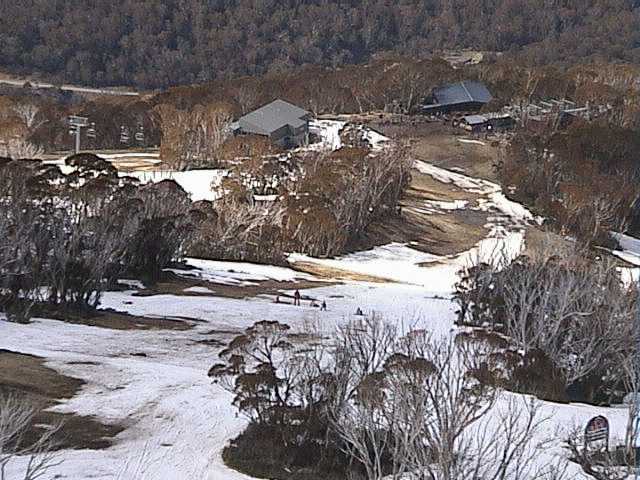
(387, 333), (498, 480)
(11, 103), (45, 131)
(156, 103), (232, 170)
(458, 397), (564, 480)
(328, 315), (399, 480)
(502, 254), (634, 387)
(456, 240), (636, 396)
(0, 138), (44, 159)
(234, 85), (259, 114)
(327, 317), (560, 480)
(0, 394), (60, 480)
(191, 194), (288, 264)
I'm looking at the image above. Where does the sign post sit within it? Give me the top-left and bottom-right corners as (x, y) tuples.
(584, 415), (609, 452)
(635, 279), (640, 476)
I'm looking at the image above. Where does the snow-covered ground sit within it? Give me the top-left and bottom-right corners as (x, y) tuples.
(289, 160), (535, 289)
(3, 249), (633, 479)
(2, 260), (457, 479)
(4, 123), (635, 479)
(125, 169), (228, 202)
(43, 119), (356, 203)
(612, 232), (640, 267)
(308, 119), (346, 151)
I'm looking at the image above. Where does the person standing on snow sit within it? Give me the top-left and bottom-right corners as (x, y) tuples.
(294, 289), (301, 306)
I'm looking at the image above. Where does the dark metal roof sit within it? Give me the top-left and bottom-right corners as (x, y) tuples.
(463, 114), (487, 125)
(237, 99), (310, 136)
(432, 81), (493, 106)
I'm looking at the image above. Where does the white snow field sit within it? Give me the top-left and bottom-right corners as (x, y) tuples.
(1, 262), (458, 480)
(308, 119), (346, 151)
(3, 125), (635, 479)
(125, 169), (228, 202)
(2, 252), (632, 480)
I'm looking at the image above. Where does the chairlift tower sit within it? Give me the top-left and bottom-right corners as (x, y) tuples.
(120, 125), (130, 145)
(135, 124), (145, 146)
(68, 115), (89, 154)
(87, 122), (97, 139)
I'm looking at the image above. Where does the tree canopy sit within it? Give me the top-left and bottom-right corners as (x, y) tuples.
(2, 0), (640, 88)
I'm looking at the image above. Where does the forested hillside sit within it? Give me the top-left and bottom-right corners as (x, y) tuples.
(2, 0), (640, 88)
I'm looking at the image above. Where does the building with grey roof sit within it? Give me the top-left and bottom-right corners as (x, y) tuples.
(421, 81), (493, 114)
(231, 99), (311, 148)
(459, 112), (515, 133)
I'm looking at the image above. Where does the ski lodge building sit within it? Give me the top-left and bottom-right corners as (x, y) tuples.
(231, 99), (311, 148)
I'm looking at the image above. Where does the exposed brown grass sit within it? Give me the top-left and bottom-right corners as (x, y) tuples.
(40, 306), (192, 331)
(133, 270), (338, 299)
(0, 349), (124, 451)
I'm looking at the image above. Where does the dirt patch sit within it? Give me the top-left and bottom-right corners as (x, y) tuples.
(288, 261), (392, 283)
(341, 119), (498, 258)
(133, 271), (337, 300)
(350, 166), (490, 257)
(408, 169), (480, 202)
(0, 349), (123, 451)
(40, 306), (192, 331)
(195, 338), (227, 347)
(201, 328), (244, 336)
(405, 123), (501, 183)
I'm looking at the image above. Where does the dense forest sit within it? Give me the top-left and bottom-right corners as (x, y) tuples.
(2, 0), (640, 88)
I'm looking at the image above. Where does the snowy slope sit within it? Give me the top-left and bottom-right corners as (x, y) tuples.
(2, 258), (458, 479)
(125, 169), (228, 202)
(3, 253), (631, 480)
(3, 128), (631, 480)
(290, 160), (534, 289)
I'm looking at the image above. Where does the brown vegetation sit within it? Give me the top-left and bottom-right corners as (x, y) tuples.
(2, 1), (640, 89)
(0, 350), (123, 451)
(189, 143), (411, 264)
(155, 103), (233, 170)
(216, 316), (557, 480)
(0, 154), (202, 323)
(499, 122), (640, 243)
(454, 242), (636, 404)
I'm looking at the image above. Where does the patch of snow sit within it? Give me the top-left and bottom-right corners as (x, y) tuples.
(457, 138), (486, 146)
(362, 128), (390, 151)
(613, 250), (640, 267)
(417, 199), (469, 213)
(308, 119), (346, 151)
(126, 169), (228, 202)
(415, 160), (498, 194)
(484, 191), (534, 222)
(612, 232), (640, 256)
(41, 160), (227, 203)
(0, 316), (254, 480)
(179, 258), (315, 284)
(252, 194), (278, 202)
(289, 226), (525, 291)
(99, 153), (160, 160)
(415, 160), (538, 226)
(610, 233), (640, 284)
(118, 279), (145, 290)
(183, 286), (216, 294)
